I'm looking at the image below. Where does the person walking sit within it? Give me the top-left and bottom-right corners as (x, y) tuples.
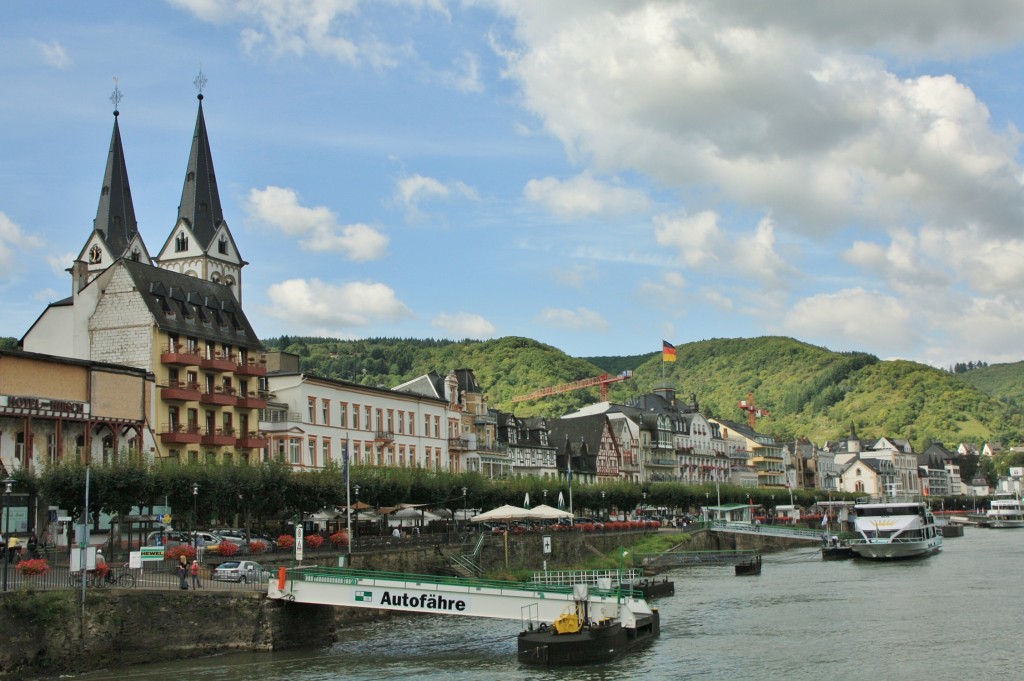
(190, 559), (202, 589)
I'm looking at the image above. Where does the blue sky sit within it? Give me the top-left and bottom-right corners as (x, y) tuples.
(4, 1), (1024, 369)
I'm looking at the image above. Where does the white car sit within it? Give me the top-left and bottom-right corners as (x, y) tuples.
(212, 560), (269, 583)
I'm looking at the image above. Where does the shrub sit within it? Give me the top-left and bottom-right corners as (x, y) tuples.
(329, 531), (348, 548)
(248, 540), (267, 554)
(277, 534), (295, 549)
(165, 545), (197, 563)
(217, 540), (240, 557)
(305, 533), (324, 549)
(16, 558), (50, 577)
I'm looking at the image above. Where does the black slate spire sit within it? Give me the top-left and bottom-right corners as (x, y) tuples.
(176, 92), (224, 249)
(93, 108), (139, 256)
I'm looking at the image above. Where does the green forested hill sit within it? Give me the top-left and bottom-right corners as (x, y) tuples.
(956, 361), (1024, 410)
(265, 335), (1024, 451)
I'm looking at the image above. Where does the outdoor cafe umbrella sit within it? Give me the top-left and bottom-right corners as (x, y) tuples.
(528, 504), (573, 520)
(470, 504), (534, 523)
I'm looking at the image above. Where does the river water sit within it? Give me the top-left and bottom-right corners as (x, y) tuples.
(66, 528), (1020, 681)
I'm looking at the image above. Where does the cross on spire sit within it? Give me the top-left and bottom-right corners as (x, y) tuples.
(110, 77), (122, 115)
(194, 68), (207, 99)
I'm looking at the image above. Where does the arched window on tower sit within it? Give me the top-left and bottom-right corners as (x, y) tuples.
(218, 236), (228, 255)
(175, 232), (189, 252)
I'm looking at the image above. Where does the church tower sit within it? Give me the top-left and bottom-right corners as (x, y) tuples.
(155, 81), (247, 303)
(72, 84), (152, 293)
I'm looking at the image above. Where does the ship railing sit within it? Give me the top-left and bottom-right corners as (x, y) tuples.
(528, 568), (643, 587)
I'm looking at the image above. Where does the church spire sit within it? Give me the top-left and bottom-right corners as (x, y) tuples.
(176, 70), (224, 250)
(93, 79), (139, 256)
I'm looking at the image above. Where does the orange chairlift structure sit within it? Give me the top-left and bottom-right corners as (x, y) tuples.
(511, 371), (633, 403)
(738, 391), (770, 429)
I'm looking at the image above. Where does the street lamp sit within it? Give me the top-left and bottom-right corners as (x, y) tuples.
(353, 485), (360, 542)
(601, 490), (606, 521)
(642, 491), (647, 517)
(542, 489), (548, 505)
(2, 477), (15, 592)
(461, 487), (467, 532)
(192, 483), (199, 550)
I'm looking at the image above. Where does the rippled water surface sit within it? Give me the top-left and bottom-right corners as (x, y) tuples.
(67, 528), (1022, 681)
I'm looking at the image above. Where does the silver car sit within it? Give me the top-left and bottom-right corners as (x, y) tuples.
(212, 560), (269, 583)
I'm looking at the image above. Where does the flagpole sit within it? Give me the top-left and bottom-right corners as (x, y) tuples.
(568, 454), (574, 523)
(344, 442), (351, 560)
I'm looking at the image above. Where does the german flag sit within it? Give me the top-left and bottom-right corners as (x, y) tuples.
(662, 340), (676, 362)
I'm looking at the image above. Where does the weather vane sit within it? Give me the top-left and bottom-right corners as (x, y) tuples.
(194, 67), (207, 97)
(110, 76), (122, 114)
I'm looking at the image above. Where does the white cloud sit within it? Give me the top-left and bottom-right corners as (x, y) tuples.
(653, 211), (725, 269)
(47, 251), (77, 277)
(523, 172), (650, 220)
(783, 288), (916, 352)
(245, 186), (388, 261)
(431, 312), (496, 338)
(495, 3), (1024, 240)
(33, 40), (71, 69)
(264, 278), (412, 330)
(394, 174), (478, 219)
(0, 212), (43, 274)
(170, 0), (446, 67)
(534, 306), (609, 332)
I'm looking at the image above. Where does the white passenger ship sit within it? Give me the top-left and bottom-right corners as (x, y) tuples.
(849, 492), (942, 560)
(985, 493), (1024, 529)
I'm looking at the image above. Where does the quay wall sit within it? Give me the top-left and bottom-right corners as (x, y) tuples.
(0, 589), (389, 679)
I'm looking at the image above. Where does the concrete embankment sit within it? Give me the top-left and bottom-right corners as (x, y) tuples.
(0, 589), (385, 679)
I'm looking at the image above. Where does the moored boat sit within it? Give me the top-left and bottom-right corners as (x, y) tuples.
(517, 587), (660, 665)
(984, 493), (1024, 529)
(848, 494), (942, 560)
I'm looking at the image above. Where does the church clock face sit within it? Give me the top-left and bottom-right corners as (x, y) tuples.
(89, 245), (102, 264)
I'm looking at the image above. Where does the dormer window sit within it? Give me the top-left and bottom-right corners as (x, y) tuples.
(175, 232), (189, 252)
(89, 245), (102, 264)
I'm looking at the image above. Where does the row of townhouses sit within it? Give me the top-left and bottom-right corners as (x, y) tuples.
(0, 89), (1010, 498)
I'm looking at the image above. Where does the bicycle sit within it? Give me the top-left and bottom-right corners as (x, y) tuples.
(68, 563), (136, 589)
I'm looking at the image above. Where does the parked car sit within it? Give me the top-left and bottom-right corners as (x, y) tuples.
(212, 560), (271, 583)
(146, 530), (190, 546)
(209, 528), (248, 546)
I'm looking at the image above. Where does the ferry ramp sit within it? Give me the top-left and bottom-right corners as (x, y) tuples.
(710, 521), (825, 543)
(267, 567), (652, 628)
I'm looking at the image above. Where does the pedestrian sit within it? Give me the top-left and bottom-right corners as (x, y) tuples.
(755, 518), (761, 532)
(94, 549), (108, 586)
(392, 527), (401, 539)
(7, 535), (19, 563)
(190, 559), (202, 589)
(27, 532), (38, 559)
(178, 562), (189, 590)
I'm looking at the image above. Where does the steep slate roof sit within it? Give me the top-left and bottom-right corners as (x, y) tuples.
(121, 258), (261, 349)
(176, 95), (225, 249)
(393, 370), (446, 398)
(547, 415), (601, 474)
(93, 111), (139, 257)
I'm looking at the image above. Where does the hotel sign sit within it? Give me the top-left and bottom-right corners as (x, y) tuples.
(0, 395), (90, 417)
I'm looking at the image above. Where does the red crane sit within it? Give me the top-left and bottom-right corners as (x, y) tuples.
(738, 391), (770, 429)
(511, 371), (633, 403)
